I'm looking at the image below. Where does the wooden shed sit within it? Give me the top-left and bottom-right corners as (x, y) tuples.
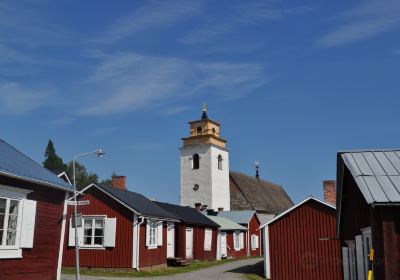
(261, 197), (342, 280)
(154, 202), (219, 261)
(337, 150), (400, 280)
(0, 139), (72, 280)
(62, 180), (179, 270)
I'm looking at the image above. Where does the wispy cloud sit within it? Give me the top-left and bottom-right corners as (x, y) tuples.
(0, 82), (56, 115)
(78, 52), (267, 116)
(95, 0), (203, 44)
(318, 0), (400, 47)
(182, 1), (311, 45)
(394, 48), (400, 54)
(160, 105), (191, 116)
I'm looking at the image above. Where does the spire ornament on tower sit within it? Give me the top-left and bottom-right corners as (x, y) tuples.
(255, 161), (260, 179)
(201, 102), (208, 119)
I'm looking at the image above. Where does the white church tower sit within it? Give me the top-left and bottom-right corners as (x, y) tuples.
(180, 104), (230, 211)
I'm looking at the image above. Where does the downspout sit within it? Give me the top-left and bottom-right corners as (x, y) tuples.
(136, 216), (145, 271)
(247, 222), (250, 257)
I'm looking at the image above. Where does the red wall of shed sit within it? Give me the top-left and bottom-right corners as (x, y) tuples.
(138, 221), (167, 268)
(248, 214), (261, 257)
(226, 231), (247, 258)
(0, 177), (66, 280)
(62, 187), (133, 268)
(268, 199), (342, 280)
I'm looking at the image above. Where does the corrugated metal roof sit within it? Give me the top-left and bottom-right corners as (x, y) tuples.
(340, 150), (400, 204)
(205, 215), (247, 231)
(217, 210), (257, 225)
(0, 139), (73, 191)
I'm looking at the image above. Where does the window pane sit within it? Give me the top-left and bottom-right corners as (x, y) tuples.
(84, 220), (92, 228)
(0, 198), (6, 214)
(94, 228), (103, 236)
(84, 228), (92, 237)
(84, 236), (92, 245)
(0, 214), (4, 230)
(9, 200), (19, 215)
(94, 237), (103, 245)
(0, 229), (3, 245)
(6, 230), (17, 246)
(94, 219), (103, 228)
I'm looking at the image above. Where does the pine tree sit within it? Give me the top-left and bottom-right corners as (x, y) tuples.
(66, 161), (99, 190)
(43, 139), (67, 173)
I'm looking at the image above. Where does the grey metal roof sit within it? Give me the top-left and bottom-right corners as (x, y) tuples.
(94, 184), (179, 221)
(0, 139), (73, 191)
(205, 215), (246, 231)
(340, 150), (400, 204)
(217, 210), (257, 225)
(154, 202), (219, 227)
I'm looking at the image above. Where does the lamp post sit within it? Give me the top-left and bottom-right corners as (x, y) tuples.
(72, 149), (105, 280)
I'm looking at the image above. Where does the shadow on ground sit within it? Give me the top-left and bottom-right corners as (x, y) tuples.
(226, 259), (264, 277)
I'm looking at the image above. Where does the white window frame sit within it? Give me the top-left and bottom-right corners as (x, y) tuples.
(233, 231), (241, 251)
(147, 220), (158, 249)
(0, 185), (33, 259)
(251, 234), (259, 250)
(204, 228), (212, 251)
(0, 197), (22, 250)
(81, 216), (106, 248)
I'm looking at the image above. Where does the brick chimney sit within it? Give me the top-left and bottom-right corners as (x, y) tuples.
(112, 175), (126, 191)
(323, 180), (336, 206)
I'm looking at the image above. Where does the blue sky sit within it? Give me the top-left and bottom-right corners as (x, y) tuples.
(1, 0), (399, 204)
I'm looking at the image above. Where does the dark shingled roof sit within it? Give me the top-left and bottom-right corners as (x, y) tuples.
(0, 139), (73, 191)
(94, 184), (179, 221)
(230, 171), (294, 215)
(154, 202), (219, 227)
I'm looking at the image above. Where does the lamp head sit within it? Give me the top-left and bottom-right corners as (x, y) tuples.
(96, 149), (105, 158)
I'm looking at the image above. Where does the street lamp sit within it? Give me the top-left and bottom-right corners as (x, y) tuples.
(72, 149), (105, 280)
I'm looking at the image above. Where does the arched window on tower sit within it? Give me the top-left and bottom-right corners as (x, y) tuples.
(218, 154), (223, 170)
(197, 127), (202, 135)
(193, 154), (200, 170)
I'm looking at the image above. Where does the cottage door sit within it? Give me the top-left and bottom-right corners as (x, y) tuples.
(220, 232), (227, 258)
(167, 222), (175, 258)
(185, 227), (193, 259)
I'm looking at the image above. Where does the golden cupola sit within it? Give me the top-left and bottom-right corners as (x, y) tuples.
(181, 104), (227, 149)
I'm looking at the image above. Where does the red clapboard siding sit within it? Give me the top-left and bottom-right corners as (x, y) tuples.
(0, 176), (66, 280)
(138, 222), (167, 268)
(248, 214), (261, 257)
(226, 231), (247, 258)
(62, 187), (133, 268)
(268, 199), (342, 280)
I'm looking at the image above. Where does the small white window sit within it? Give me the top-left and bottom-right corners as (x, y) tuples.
(233, 231), (241, 251)
(0, 198), (20, 248)
(251, 234), (259, 250)
(204, 228), (212, 251)
(82, 217), (105, 247)
(145, 219), (163, 249)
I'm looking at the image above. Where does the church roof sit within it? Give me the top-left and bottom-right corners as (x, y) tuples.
(230, 171), (294, 215)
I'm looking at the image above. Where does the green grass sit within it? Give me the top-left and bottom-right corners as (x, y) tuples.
(62, 258), (240, 277)
(243, 274), (265, 280)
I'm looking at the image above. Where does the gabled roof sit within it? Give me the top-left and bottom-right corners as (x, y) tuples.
(338, 150), (400, 204)
(230, 171), (293, 214)
(84, 184), (179, 221)
(217, 210), (257, 225)
(0, 139), (73, 191)
(205, 215), (246, 231)
(260, 196), (335, 229)
(154, 202), (219, 227)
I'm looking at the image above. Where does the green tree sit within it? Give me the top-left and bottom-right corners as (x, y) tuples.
(66, 161), (99, 190)
(43, 139), (67, 173)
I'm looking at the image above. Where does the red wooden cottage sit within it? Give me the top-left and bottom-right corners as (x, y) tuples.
(205, 215), (247, 259)
(62, 177), (179, 270)
(0, 139), (73, 280)
(154, 202), (219, 261)
(337, 150), (400, 280)
(217, 210), (261, 257)
(261, 196), (342, 280)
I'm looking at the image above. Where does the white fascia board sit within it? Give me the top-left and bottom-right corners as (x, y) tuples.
(259, 196), (336, 229)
